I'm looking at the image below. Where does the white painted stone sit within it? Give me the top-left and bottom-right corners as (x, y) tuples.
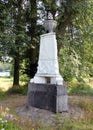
(30, 32), (63, 85)
(51, 75), (63, 85)
(30, 77), (46, 84)
(34, 76), (46, 84)
(30, 78), (34, 83)
(37, 60), (59, 75)
(39, 33), (57, 60)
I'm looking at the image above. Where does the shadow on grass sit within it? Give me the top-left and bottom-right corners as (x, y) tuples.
(6, 84), (28, 95)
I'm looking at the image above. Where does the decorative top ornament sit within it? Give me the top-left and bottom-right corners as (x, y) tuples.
(43, 12), (57, 33)
(48, 12), (53, 20)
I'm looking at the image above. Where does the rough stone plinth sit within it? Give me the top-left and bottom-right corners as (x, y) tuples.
(27, 82), (68, 113)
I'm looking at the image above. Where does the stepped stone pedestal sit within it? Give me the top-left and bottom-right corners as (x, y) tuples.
(27, 22), (68, 112)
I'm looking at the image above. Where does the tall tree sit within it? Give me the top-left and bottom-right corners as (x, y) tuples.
(58, 0), (93, 81)
(12, 0), (25, 86)
(0, 0), (93, 83)
(0, 0), (26, 86)
(23, 0), (40, 78)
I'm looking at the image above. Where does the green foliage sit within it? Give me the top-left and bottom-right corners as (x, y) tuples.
(59, 44), (81, 81)
(7, 85), (28, 95)
(57, 0), (93, 81)
(19, 74), (29, 83)
(0, 108), (21, 130)
(0, 117), (21, 130)
(0, 0), (93, 82)
(67, 82), (93, 95)
(0, 1), (13, 57)
(0, 90), (6, 99)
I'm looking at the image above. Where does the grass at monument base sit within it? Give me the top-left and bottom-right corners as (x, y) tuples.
(0, 77), (93, 130)
(0, 95), (93, 130)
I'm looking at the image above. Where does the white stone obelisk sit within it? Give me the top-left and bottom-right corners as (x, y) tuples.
(30, 32), (63, 85)
(28, 12), (68, 112)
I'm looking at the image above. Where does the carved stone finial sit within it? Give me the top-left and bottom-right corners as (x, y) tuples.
(43, 12), (57, 33)
(48, 12), (53, 20)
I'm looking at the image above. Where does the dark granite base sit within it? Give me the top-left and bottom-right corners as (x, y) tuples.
(27, 82), (68, 113)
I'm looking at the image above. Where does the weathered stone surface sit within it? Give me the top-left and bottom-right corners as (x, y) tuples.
(27, 82), (68, 113)
(30, 33), (63, 85)
(28, 29), (68, 113)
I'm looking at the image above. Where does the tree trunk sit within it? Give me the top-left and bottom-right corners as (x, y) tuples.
(30, 0), (37, 38)
(13, 0), (24, 86)
(27, 0), (38, 78)
(13, 53), (20, 86)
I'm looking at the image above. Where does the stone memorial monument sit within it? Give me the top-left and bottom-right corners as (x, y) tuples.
(27, 13), (68, 113)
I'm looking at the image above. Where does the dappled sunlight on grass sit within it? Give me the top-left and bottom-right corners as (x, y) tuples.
(67, 79), (93, 95)
(0, 77), (28, 92)
(0, 77), (13, 91)
(87, 77), (93, 88)
(0, 77), (28, 95)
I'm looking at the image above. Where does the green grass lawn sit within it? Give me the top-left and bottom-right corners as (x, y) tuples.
(0, 76), (29, 92)
(0, 77), (13, 91)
